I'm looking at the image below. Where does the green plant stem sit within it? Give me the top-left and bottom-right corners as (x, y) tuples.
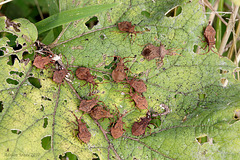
(216, 0), (224, 50)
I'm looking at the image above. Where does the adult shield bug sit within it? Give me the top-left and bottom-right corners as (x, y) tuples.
(69, 111), (91, 143)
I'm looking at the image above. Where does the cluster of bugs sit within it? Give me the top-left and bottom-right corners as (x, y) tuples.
(31, 20), (216, 144)
(111, 55), (148, 110)
(33, 41), (72, 84)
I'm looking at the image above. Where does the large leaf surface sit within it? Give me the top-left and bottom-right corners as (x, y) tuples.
(1, 0), (240, 160)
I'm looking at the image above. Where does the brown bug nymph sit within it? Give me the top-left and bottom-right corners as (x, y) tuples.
(131, 111), (152, 136)
(69, 111), (91, 143)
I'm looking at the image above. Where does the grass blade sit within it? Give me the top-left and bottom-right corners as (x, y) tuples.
(35, 3), (117, 34)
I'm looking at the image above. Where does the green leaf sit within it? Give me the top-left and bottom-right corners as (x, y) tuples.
(1, 0), (240, 160)
(35, 3), (118, 34)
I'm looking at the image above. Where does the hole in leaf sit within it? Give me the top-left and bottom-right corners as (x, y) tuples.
(219, 69), (229, 74)
(234, 109), (240, 119)
(59, 152), (78, 160)
(92, 153), (100, 160)
(42, 96), (52, 101)
(43, 117), (48, 128)
(40, 71), (44, 76)
(41, 136), (51, 150)
(104, 61), (114, 69)
(229, 109), (240, 124)
(97, 77), (103, 82)
(193, 45), (199, 53)
(141, 11), (150, 18)
(6, 78), (19, 85)
(233, 70), (239, 80)
(22, 51), (34, 60)
(196, 135), (214, 145)
(10, 71), (24, 77)
(7, 54), (19, 66)
(0, 101), (4, 112)
(198, 93), (206, 100)
(13, 44), (22, 50)
(64, 100), (67, 103)
(103, 75), (110, 80)
(100, 34), (106, 40)
(85, 16), (99, 30)
(182, 116), (187, 122)
(150, 116), (161, 129)
(165, 5), (182, 17)
(220, 78), (228, 87)
(40, 105), (44, 111)
(0, 32), (18, 48)
(22, 92), (27, 97)
(11, 129), (22, 135)
(28, 77), (42, 88)
(0, 47), (6, 56)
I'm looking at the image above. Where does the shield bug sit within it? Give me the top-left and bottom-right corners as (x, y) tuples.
(79, 98), (99, 113)
(202, 21), (217, 54)
(142, 43), (181, 67)
(110, 108), (129, 139)
(52, 68), (69, 84)
(33, 54), (53, 69)
(127, 78), (147, 94)
(141, 44), (160, 61)
(76, 67), (98, 92)
(132, 111), (152, 136)
(89, 105), (113, 120)
(123, 89), (148, 110)
(69, 111), (91, 143)
(117, 21), (143, 43)
(111, 56), (131, 83)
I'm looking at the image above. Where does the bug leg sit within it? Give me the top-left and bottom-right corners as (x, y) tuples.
(131, 32), (137, 44)
(198, 36), (206, 43)
(149, 122), (158, 128)
(146, 126), (152, 135)
(123, 33), (130, 41)
(110, 30), (127, 34)
(80, 81), (88, 87)
(156, 59), (164, 69)
(67, 121), (78, 126)
(199, 49), (210, 55)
